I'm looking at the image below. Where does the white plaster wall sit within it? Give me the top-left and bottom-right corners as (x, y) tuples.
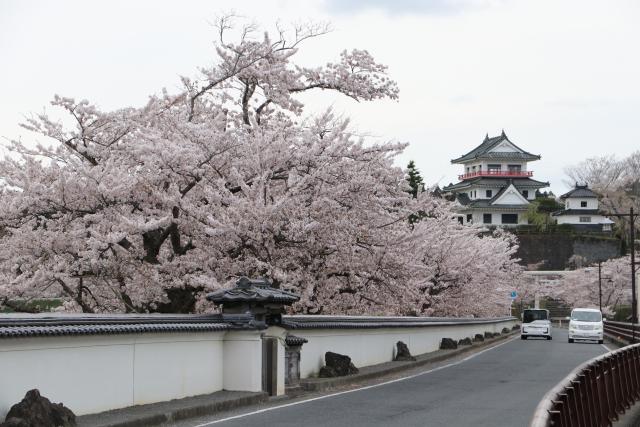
(493, 186), (528, 205)
(263, 326), (287, 396)
(222, 331), (262, 392)
(565, 198), (598, 210)
(473, 212), (526, 226)
(294, 320), (516, 378)
(478, 161), (528, 171)
(557, 214), (610, 225)
(0, 332), (226, 417)
(488, 141), (519, 153)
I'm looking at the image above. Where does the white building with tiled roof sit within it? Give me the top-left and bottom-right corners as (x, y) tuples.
(551, 185), (614, 231)
(443, 131), (549, 226)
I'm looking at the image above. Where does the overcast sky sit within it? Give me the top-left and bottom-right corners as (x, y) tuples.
(2, 0), (639, 194)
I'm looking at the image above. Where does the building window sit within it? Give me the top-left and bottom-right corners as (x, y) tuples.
(483, 213), (492, 224)
(466, 214), (472, 223)
(580, 201), (587, 208)
(508, 164), (522, 172)
(522, 190), (529, 199)
(488, 164), (501, 172)
(486, 190), (493, 198)
(457, 217), (464, 224)
(580, 217), (592, 223)
(501, 214), (518, 224)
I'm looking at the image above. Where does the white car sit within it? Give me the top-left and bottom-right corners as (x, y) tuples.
(568, 308), (604, 344)
(521, 309), (552, 340)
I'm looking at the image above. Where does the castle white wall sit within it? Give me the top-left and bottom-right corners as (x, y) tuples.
(0, 316), (517, 418)
(463, 161), (529, 174)
(556, 214), (611, 225)
(292, 319), (516, 379)
(0, 331), (229, 417)
(471, 211), (527, 226)
(565, 198), (598, 210)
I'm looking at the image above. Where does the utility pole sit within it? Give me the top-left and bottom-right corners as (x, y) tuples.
(606, 207), (638, 343)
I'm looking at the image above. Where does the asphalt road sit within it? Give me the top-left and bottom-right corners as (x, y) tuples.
(184, 329), (607, 427)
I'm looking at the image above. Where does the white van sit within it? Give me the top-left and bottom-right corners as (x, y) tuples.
(568, 308), (603, 344)
(521, 309), (552, 340)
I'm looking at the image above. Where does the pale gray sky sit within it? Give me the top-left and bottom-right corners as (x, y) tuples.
(2, 0), (639, 194)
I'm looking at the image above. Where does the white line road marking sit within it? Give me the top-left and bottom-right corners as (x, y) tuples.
(601, 343), (612, 352)
(191, 336), (519, 427)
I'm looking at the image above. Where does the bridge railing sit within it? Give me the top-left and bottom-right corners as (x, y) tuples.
(604, 320), (640, 344)
(530, 343), (640, 427)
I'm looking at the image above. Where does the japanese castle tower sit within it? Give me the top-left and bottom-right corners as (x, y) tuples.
(443, 131), (549, 226)
(552, 185), (614, 231)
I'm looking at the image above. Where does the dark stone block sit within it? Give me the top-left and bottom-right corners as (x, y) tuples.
(458, 337), (472, 346)
(474, 333), (485, 342)
(502, 327), (511, 334)
(484, 331), (494, 339)
(512, 324), (520, 330)
(394, 341), (416, 361)
(318, 351), (359, 377)
(1, 389), (76, 427)
(440, 338), (458, 350)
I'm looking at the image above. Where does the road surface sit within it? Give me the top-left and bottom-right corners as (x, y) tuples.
(182, 329), (607, 427)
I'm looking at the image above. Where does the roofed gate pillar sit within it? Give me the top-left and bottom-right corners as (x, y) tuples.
(207, 277), (301, 396)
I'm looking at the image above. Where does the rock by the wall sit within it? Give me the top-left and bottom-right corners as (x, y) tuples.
(1, 389), (76, 427)
(319, 352), (359, 377)
(458, 337), (472, 346)
(394, 341), (416, 361)
(440, 338), (458, 350)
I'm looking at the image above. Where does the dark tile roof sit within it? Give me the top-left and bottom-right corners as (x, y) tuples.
(560, 185), (600, 199)
(282, 315), (515, 329)
(460, 200), (530, 210)
(0, 313), (255, 339)
(284, 335), (308, 347)
(456, 193), (471, 205)
(206, 277), (300, 305)
(451, 131), (541, 164)
(443, 177), (549, 192)
(551, 209), (602, 216)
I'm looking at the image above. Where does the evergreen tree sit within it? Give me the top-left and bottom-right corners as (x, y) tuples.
(406, 160), (425, 199)
(406, 161), (426, 224)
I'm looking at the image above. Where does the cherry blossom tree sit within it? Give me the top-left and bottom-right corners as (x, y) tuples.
(565, 152), (640, 240)
(517, 256), (635, 316)
(0, 18), (522, 316)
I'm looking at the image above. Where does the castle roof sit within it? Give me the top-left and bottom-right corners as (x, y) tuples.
(560, 185), (599, 199)
(551, 209), (601, 216)
(454, 181), (530, 210)
(443, 177), (549, 192)
(451, 131), (541, 164)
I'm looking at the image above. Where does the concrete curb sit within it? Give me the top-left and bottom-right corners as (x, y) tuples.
(77, 391), (268, 427)
(298, 330), (519, 392)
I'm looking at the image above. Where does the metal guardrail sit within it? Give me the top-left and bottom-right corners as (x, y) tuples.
(604, 320), (640, 344)
(530, 343), (640, 427)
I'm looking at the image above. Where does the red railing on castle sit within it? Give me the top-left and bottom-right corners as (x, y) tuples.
(458, 170), (534, 180)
